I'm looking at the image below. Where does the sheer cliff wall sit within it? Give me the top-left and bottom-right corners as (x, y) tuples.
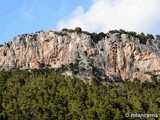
(0, 30), (160, 81)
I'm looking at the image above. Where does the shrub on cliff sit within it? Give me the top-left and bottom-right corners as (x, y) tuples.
(98, 32), (106, 40)
(91, 33), (98, 42)
(75, 27), (82, 34)
(108, 29), (155, 44)
(91, 32), (106, 43)
(63, 27), (82, 33)
(55, 31), (68, 36)
(61, 28), (75, 33)
(61, 28), (68, 32)
(67, 29), (75, 33)
(127, 31), (137, 37)
(136, 33), (154, 44)
(119, 29), (127, 34)
(109, 29), (119, 34)
(145, 34), (154, 40)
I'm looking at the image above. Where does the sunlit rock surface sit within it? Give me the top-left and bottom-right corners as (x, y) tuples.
(0, 29), (160, 82)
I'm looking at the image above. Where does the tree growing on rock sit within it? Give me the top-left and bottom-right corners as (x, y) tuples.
(75, 27), (82, 34)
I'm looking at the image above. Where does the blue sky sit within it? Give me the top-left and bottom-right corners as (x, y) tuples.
(1, 0), (160, 44)
(0, 0), (92, 44)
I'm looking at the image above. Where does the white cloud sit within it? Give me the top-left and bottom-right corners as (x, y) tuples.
(57, 0), (160, 34)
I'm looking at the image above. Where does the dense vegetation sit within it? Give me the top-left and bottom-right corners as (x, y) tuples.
(0, 69), (160, 120)
(109, 29), (155, 44)
(61, 27), (82, 34)
(61, 27), (157, 44)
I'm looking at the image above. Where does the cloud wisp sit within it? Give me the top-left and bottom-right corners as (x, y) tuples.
(58, 0), (160, 34)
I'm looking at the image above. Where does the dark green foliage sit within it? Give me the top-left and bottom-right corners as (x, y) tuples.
(75, 27), (82, 34)
(91, 32), (106, 43)
(62, 28), (156, 45)
(127, 31), (137, 37)
(39, 63), (51, 69)
(39, 62), (45, 68)
(91, 33), (98, 43)
(137, 33), (146, 44)
(133, 78), (140, 83)
(62, 29), (75, 33)
(108, 29), (155, 44)
(119, 29), (127, 34)
(0, 69), (160, 119)
(57, 60), (80, 75)
(68, 29), (75, 33)
(62, 27), (82, 34)
(145, 34), (154, 40)
(82, 31), (91, 36)
(54, 31), (68, 36)
(109, 29), (119, 33)
(150, 75), (157, 83)
(136, 33), (154, 44)
(61, 28), (68, 32)
(98, 32), (106, 40)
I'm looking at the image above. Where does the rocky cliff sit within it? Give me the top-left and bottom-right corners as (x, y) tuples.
(0, 29), (160, 82)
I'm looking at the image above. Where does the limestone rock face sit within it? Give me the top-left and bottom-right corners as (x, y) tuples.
(0, 30), (160, 81)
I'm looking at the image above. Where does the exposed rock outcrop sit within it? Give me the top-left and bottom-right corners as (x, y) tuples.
(0, 29), (160, 82)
